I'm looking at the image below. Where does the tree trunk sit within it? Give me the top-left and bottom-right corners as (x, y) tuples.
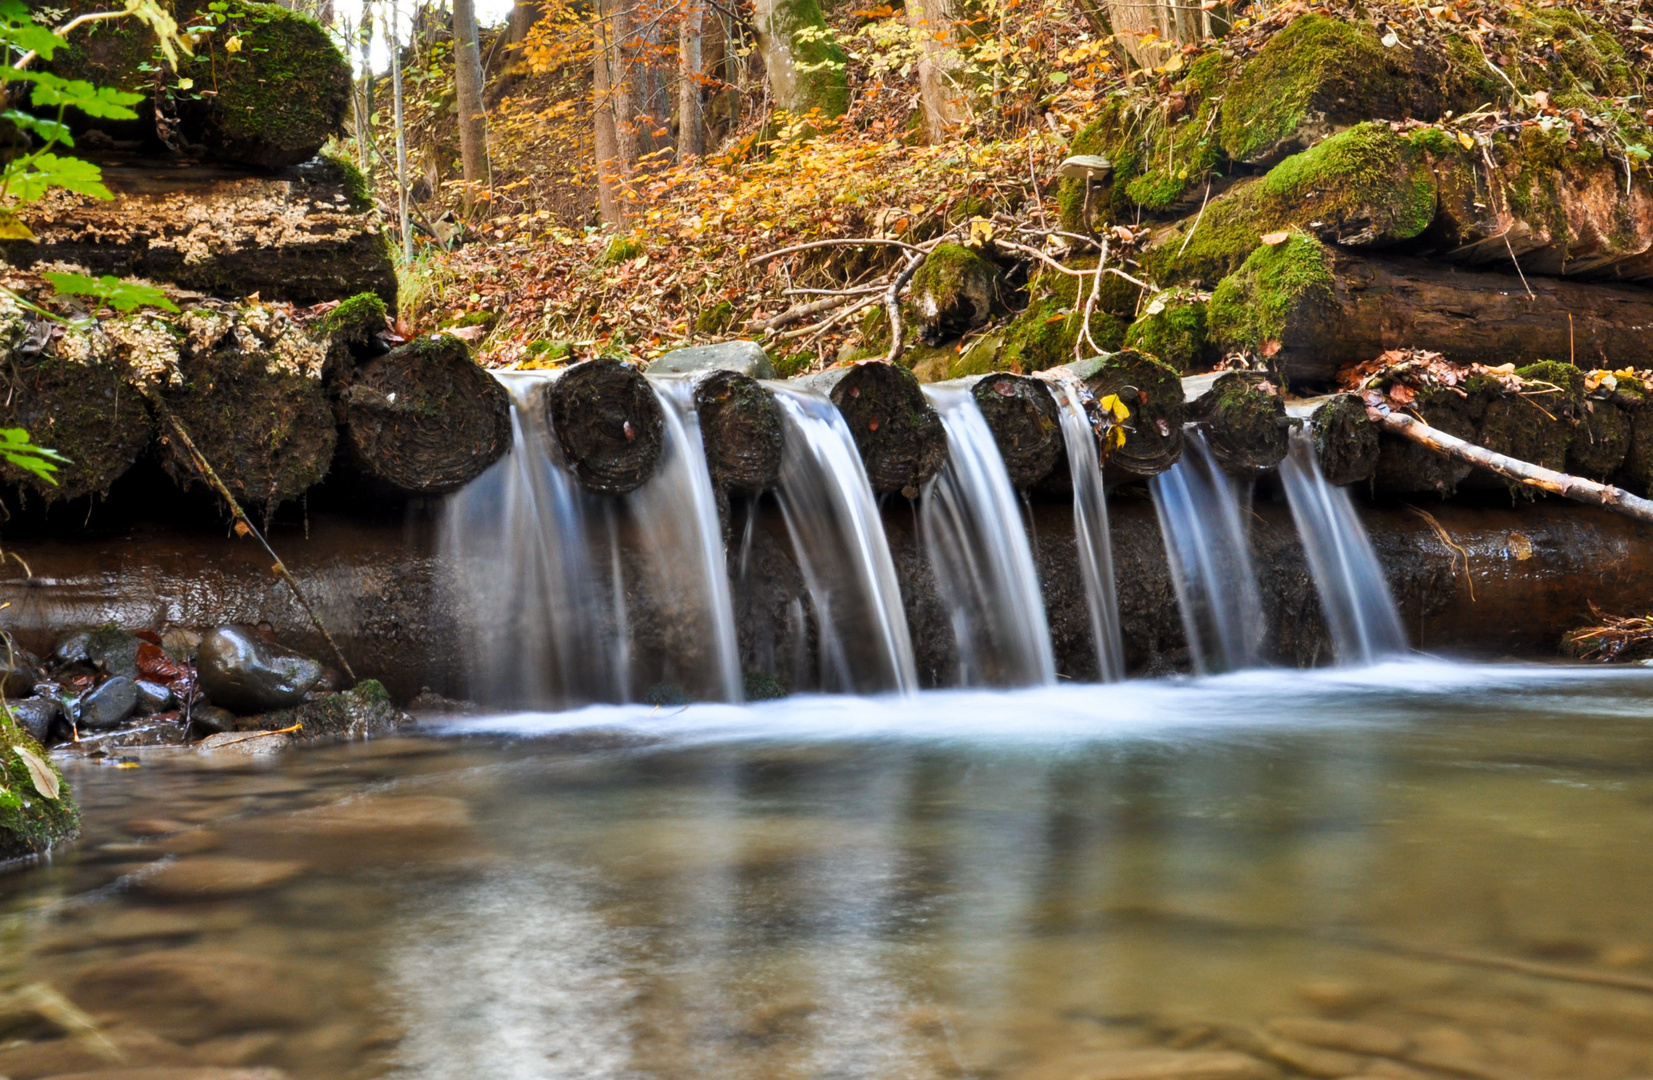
(342, 335), (513, 494)
(1103, 0), (1201, 69)
(750, 0), (849, 118)
(539, 359), (666, 494)
(1290, 393), (1379, 487)
(694, 370), (783, 492)
(591, 8), (625, 225)
(389, 0), (413, 263)
(1213, 250), (1653, 387)
(793, 361), (947, 496)
(678, 0), (706, 159)
(510, 0), (540, 44)
(452, 0), (490, 215)
(905, 0), (972, 141)
(357, 1), (374, 183)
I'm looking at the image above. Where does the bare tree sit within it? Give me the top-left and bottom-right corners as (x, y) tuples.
(388, 0), (414, 261)
(677, 0), (705, 158)
(592, 0), (637, 224)
(452, 0), (491, 214)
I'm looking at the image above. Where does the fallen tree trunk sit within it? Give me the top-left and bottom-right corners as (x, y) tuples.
(693, 370), (784, 493)
(541, 359), (666, 495)
(1057, 349), (1185, 480)
(1366, 401), (1653, 524)
(1209, 244), (1653, 385)
(1186, 371), (1288, 475)
(794, 360), (946, 496)
(969, 372), (1063, 489)
(342, 335), (512, 495)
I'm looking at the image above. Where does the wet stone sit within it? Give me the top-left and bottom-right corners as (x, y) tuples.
(79, 676), (138, 729)
(86, 627), (143, 679)
(647, 340), (776, 379)
(196, 628), (322, 714)
(1, 644), (44, 696)
(124, 818), (190, 837)
(136, 857), (306, 899)
(190, 706), (236, 736)
(135, 680), (174, 714)
(53, 629), (92, 665)
(71, 948), (322, 1042)
(6, 696), (60, 744)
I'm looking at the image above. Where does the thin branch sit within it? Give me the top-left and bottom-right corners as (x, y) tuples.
(881, 254), (925, 365)
(751, 237), (926, 263)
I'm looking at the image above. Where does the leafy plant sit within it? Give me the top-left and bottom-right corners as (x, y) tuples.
(40, 271), (180, 314)
(0, 428), (69, 486)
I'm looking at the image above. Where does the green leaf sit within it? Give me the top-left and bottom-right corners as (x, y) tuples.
(3, 154), (114, 202)
(0, 2), (65, 60)
(2, 110), (73, 149)
(41, 271), (180, 313)
(28, 73), (144, 121)
(0, 427), (66, 485)
(11, 744), (59, 800)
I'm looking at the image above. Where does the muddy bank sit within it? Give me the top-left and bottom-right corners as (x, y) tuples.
(0, 489), (1643, 701)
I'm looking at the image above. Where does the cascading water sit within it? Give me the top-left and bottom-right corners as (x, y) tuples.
(1151, 427), (1265, 674)
(768, 385), (918, 695)
(1048, 377), (1125, 681)
(439, 372), (742, 708)
(1279, 427), (1407, 665)
(920, 385), (1055, 688)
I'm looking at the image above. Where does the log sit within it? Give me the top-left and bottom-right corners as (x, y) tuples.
(342, 335), (512, 495)
(1466, 360), (1580, 492)
(0, 322), (156, 503)
(1365, 401), (1653, 524)
(1208, 241), (1653, 385)
(1, 158), (396, 308)
(1187, 371), (1288, 475)
(542, 359), (665, 495)
(1059, 349), (1185, 480)
(969, 372), (1063, 489)
(159, 307), (337, 509)
(1297, 393), (1379, 487)
(1569, 394), (1634, 482)
(693, 370), (784, 493)
(794, 360), (946, 496)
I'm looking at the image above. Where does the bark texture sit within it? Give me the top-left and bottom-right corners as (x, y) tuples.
(694, 370), (783, 492)
(543, 359), (666, 494)
(1060, 349), (1185, 480)
(970, 372), (1063, 489)
(795, 361), (947, 495)
(1307, 393), (1379, 487)
(1189, 371), (1289, 475)
(452, 0), (491, 213)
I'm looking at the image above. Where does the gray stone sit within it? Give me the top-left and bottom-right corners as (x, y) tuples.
(86, 626), (143, 679)
(53, 628), (91, 664)
(135, 679), (175, 714)
(5, 696), (60, 743)
(647, 340), (776, 379)
(79, 675), (138, 729)
(197, 627), (322, 714)
(190, 705), (236, 736)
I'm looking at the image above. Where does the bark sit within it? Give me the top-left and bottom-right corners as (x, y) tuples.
(342, 335), (512, 495)
(510, 0), (541, 44)
(1187, 371), (1288, 476)
(694, 370), (783, 492)
(1227, 250), (1653, 386)
(1055, 349), (1185, 480)
(905, 0), (972, 141)
(678, 0), (706, 159)
(793, 361), (947, 496)
(541, 359), (666, 494)
(1103, 0), (1200, 70)
(390, 0), (413, 262)
(1368, 405), (1653, 524)
(969, 373), (1063, 489)
(452, 0), (491, 214)
(1, 161), (396, 309)
(750, 0), (849, 118)
(1306, 393), (1379, 487)
(593, 0), (637, 224)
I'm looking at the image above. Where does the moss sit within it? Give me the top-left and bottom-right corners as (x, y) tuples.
(0, 716), (80, 864)
(353, 678), (390, 705)
(910, 243), (1000, 341)
(1056, 98), (1147, 231)
(998, 298), (1123, 373)
(441, 310), (498, 331)
(1121, 54), (1235, 212)
(744, 670), (788, 701)
(1471, 361), (1582, 496)
(764, 0), (850, 118)
(251, 680), (401, 742)
(320, 151), (375, 212)
(1569, 397), (1632, 479)
(1506, 9), (1636, 98)
(1207, 234), (1335, 356)
(600, 235), (645, 265)
(696, 301), (736, 334)
(772, 349), (814, 378)
(1123, 289), (1208, 372)
(320, 292), (388, 344)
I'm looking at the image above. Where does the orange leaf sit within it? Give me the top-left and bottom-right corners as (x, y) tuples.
(1261, 231), (1290, 245)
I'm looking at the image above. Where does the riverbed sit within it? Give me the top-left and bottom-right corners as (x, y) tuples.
(6, 660), (1653, 1079)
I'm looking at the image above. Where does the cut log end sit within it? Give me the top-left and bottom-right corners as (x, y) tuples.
(343, 335), (512, 495)
(1309, 393), (1379, 487)
(545, 359), (665, 495)
(798, 360), (947, 496)
(1069, 349), (1186, 479)
(971, 373), (1063, 489)
(0, 344), (155, 503)
(1191, 371), (1287, 475)
(694, 370), (783, 493)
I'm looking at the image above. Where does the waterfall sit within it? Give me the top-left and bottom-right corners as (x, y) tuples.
(1150, 427), (1265, 674)
(920, 385), (1056, 688)
(439, 372), (743, 709)
(1048, 378), (1125, 681)
(1279, 428), (1407, 665)
(769, 385), (918, 695)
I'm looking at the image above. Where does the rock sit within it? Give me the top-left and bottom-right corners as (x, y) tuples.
(162, 628), (202, 663)
(78, 677), (138, 729)
(0, 725), (81, 862)
(647, 340), (777, 379)
(124, 818), (190, 837)
(239, 680), (406, 743)
(191, 731), (295, 756)
(85, 628), (142, 679)
(910, 243), (1004, 343)
(134, 680), (174, 715)
(53, 630), (92, 665)
(196, 628), (322, 714)
(71, 949), (321, 1042)
(6, 697), (61, 744)
(1056, 1049), (1276, 1079)
(0, 1027), (204, 1079)
(189, 707), (236, 737)
(0, 642), (45, 697)
(137, 857), (305, 899)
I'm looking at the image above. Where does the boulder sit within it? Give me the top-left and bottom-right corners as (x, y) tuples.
(6, 698), (61, 745)
(86, 627), (142, 680)
(910, 243), (1003, 343)
(648, 340), (777, 379)
(135, 679), (175, 714)
(79, 676), (139, 729)
(196, 628), (322, 715)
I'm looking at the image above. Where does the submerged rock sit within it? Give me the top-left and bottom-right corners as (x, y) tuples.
(198, 628), (323, 715)
(79, 675), (139, 730)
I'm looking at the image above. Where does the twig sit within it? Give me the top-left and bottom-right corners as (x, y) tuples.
(774, 294), (881, 342)
(206, 722), (304, 748)
(1076, 239), (1112, 359)
(995, 239), (1156, 290)
(751, 237), (925, 263)
(1404, 504), (1474, 602)
(144, 393), (357, 680)
(752, 289), (881, 333)
(882, 254), (926, 365)
(1176, 179), (1213, 258)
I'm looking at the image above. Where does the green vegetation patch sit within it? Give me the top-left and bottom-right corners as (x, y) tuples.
(0, 714), (80, 864)
(1207, 234), (1335, 356)
(1124, 288), (1209, 372)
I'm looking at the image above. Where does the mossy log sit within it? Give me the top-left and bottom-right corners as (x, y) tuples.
(341, 335), (512, 495)
(1208, 239), (1653, 385)
(0, 322), (156, 502)
(968, 372), (1063, 489)
(159, 308), (336, 508)
(1, 158), (395, 308)
(693, 370), (784, 493)
(1466, 361), (1582, 492)
(46, 2), (352, 169)
(1569, 395), (1635, 480)
(1186, 371), (1289, 475)
(1371, 385), (1483, 495)
(794, 360), (947, 496)
(911, 243), (1004, 344)
(0, 717), (80, 864)
(542, 359), (665, 495)
(1288, 393), (1380, 487)
(1058, 349), (1185, 480)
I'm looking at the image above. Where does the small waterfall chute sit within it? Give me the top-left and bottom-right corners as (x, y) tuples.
(1151, 427), (1265, 674)
(1048, 376), (1126, 681)
(920, 384), (1055, 688)
(1280, 427), (1407, 664)
(769, 384), (918, 695)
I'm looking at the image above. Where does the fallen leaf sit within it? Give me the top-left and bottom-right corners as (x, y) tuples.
(12, 744), (58, 800)
(1388, 383), (1417, 405)
(1458, 131), (1476, 150)
(1261, 231), (1290, 245)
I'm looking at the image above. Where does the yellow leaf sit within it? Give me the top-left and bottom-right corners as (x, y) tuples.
(225, 35), (243, 53)
(1162, 53), (1184, 73)
(177, 77), (194, 90)
(1457, 131), (1476, 150)
(12, 744), (58, 800)
(0, 212), (34, 241)
(1261, 230), (1290, 245)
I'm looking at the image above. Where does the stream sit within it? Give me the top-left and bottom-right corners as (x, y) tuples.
(6, 661), (1653, 1078)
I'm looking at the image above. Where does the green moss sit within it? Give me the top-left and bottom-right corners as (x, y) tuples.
(1506, 9), (1635, 97)
(764, 0), (850, 118)
(1476, 361), (1581, 493)
(998, 299), (1123, 373)
(0, 716), (80, 863)
(744, 670), (788, 701)
(320, 292), (388, 343)
(353, 678), (390, 705)
(772, 349), (814, 378)
(1207, 234), (1335, 356)
(321, 150), (375, 212)
(1056, 98), (1147, 231)
(1122, 54), (1235, 211)
(910, 243), (1000, 339)
(1124, 289), (1208, 372)
(600, 235), (645, 265)
(696, 301), (736, 334)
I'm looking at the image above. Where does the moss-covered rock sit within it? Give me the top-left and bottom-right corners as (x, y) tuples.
(0, 715), (80, 865)
(998, 298), (1125, 373)
(1207, 234), (1336, 362)
(910, 244), (1003, 343)
(1191, 370), (1288, 475)
(1123, 288), (1209, 372)
(1310, 393), (1379, 487)
(239, 679), (407, 743)
(1568, 396), (1633, 480)
(320, 292), (389, 347)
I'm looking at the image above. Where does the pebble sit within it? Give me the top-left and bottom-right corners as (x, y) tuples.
(79, 676), (139, 729)
(136, 857), (305, 899)
(135, 679), (174, 714)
